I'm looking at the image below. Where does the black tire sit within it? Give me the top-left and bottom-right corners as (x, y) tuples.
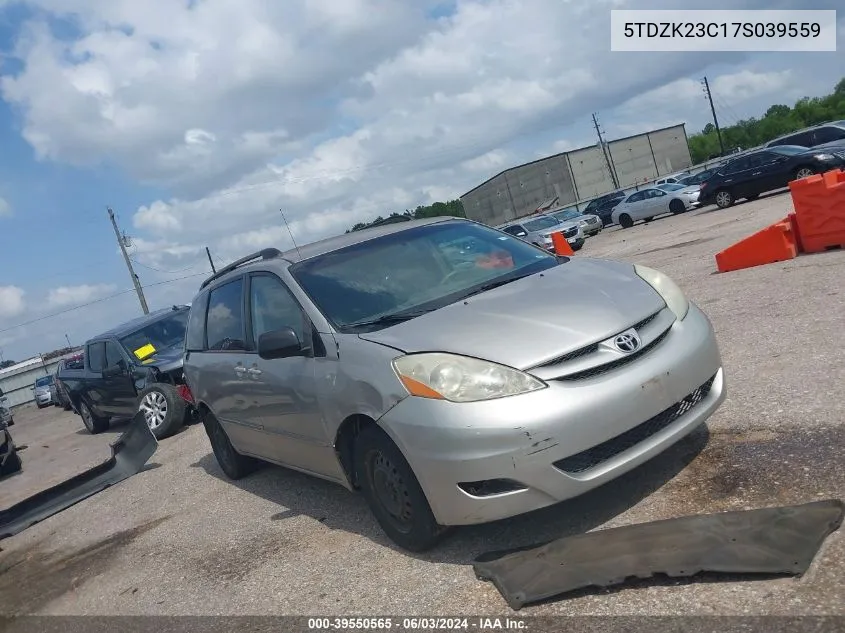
(36, 403), (46, 409)
(63, 401), (72, 411)
(669, 199), (685, 214)
(794, 166), (816, 181)
(202, 411), (261, 480)
(137, 383), (186, 440)
(715, 189), (734, 209)
(0, 449), (22, 477)
(7, 417), (13, 427)
(354, 425), (445, 552)
(618, 213), (634, 229)
(79, 400), (109, 434)
(572, 239), (585, 251)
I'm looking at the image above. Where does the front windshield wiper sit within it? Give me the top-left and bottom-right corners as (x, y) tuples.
(460, 273), (533, 299)
(347, 309), (435, 329)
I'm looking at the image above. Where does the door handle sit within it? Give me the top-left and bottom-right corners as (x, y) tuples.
(247, 367), (262, 377)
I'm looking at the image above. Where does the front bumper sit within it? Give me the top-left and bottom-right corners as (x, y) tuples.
(35, 393), (51, 405)
(378, 302), (726, 526)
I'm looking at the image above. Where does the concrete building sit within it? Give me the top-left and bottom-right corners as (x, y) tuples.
(0, 352), (80, 409)
(460, 123), (692, 226)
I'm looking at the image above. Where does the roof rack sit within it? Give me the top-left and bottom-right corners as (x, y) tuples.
(199, 248), (283, 290)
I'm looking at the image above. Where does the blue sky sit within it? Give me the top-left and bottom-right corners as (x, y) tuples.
(0, 0), (843, 362)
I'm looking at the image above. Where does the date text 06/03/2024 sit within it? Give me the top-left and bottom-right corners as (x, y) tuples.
(306, 617), (528, 631)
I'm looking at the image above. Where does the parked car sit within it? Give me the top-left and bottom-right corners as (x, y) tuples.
(547, 206), (604, 237)
(583, 191), (627, 226)
(654, 172), (689, 186)
(763, 121), (845, 153)
(611, 184), (700, 228)
(33, 375), (56, 408)
(57, 305), (197, 439)
(699, 144), (845, 209)
(0, 388), (13, 427)
(678, 168), (720, 187)
(183, 217), (726, 551)
(498, 213), (585, 251)
(54, 354), (83, 411)
(1, 416), (22, 477)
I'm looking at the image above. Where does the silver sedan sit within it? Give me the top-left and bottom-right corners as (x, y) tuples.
(611, 184), (701, 229)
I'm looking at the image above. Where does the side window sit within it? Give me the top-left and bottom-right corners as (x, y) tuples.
(249, 274), (307, 345)
(503, 225), (525, 236)
(627, 192), (645, 202)
(185, 292), (209, 352)
(814, 126), (845, 144)
(87, 342), (106, 372)
(723, 157), (749, 174)
(649, 189), (665, 198)
(205, 278), (247, 351)
(104, 341), (124, 368)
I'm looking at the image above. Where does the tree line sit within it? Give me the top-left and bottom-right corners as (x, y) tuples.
(346, 199), (466, 233)
(688, 77), (845, 163)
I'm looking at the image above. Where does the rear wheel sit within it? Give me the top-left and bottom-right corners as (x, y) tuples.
(203, 411), (261, 480)
(79, 400), (109, 434)
(137, 384), (186, 440)
(794, 166), (815, 180)
(715, 189), (734, 209)
(618, 213), (634, 229)
(669, 199), (685, 214)
(354, 426), (445, 552)
(0, 448), (22, 476)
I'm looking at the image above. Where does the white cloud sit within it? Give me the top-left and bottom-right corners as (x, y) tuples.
(0, 196), (11, 217)
(0, 286), (25, 318)
(47, 283), (118, 307)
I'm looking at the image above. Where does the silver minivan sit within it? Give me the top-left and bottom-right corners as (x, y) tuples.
(183, 217), (725, 551)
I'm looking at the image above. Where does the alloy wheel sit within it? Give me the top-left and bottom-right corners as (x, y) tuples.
(139, 390), (168, 430)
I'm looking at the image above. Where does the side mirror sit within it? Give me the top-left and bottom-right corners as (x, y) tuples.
(258, 327), (304, 360)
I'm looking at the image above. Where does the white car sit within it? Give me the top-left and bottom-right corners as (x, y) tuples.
(611, 184), (701, 229)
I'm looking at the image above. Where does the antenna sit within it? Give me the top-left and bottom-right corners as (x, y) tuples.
(280, 209), (303, 260)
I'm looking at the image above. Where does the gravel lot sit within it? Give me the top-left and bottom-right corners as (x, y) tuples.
(1, 189), (844, 617)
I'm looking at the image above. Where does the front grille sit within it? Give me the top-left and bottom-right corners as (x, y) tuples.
(555, 329), (670, 381)
(535, 310), (663, 370)
(562, 226), (578, 238)
(553, 373), (717, 474)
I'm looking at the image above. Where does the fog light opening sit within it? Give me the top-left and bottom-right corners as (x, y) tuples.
(458, 478), (527, 497)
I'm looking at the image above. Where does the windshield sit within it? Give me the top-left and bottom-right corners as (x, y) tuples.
(119, 310), (189, 359)
(522, 216), (560, 231)
(658, 183), (685, 191)
(35, 376), (53, 387)
(769, 145), (807, 156)
(289, 221), (560, 332)
(551, 209), (581, 221)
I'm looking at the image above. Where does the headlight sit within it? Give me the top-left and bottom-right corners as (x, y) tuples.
(392, 353), (547, 403)
(815, 153), (835, 160)
(634, 264), (690, 321)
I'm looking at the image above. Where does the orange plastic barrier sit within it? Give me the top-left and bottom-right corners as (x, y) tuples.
(788, 169), (845, 254)
(551, 231), (574, 256)
(715, 217), (798, 273)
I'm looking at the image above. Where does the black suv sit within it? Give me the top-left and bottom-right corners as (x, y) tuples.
(699, 145), (845, 209)
(583, 191), (626, 226)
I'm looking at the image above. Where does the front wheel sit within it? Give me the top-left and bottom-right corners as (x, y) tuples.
(137, 384), (186, 440)
(715, 189), (734, 209)
(669, 199), (685, 214)
(354, 426), (446, 552)
(618, 213), (634, 229)
(794, 166), (815, 180)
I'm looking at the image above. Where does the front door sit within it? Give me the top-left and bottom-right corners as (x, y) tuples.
(244, 272), (342, 480)
(103, 340), (138, 416)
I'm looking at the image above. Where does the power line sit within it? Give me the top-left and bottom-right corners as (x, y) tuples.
(0, 270), (211, 335)
(129, 257), (200, 274)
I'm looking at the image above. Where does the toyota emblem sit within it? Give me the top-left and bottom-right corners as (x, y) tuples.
(613, 331), (641, 353)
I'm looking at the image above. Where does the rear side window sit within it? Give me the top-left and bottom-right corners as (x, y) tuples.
(185, 292), (209, 352)
(205, 279), (246, 351)
(88, 342), (106, 372)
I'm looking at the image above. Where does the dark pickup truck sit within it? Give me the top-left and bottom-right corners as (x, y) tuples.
(58, 305), (197, 440)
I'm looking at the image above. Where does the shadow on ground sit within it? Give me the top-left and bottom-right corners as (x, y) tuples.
(191, 425), (711, 564)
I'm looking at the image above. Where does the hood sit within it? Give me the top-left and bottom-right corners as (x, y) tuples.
(540, 220), (579, 237)
(138, 344), (184, 373)
(358, 258), (667, 370)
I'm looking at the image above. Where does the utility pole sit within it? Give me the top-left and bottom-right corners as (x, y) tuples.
(65, 334), (72, 349)
(702, 76), (725, 157)
(108, 207), (149, 315)
(592, 113), (620, 189)
(205, 247), (217, 274)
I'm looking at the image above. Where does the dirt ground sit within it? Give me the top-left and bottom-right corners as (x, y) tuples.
(1, 189), (843, 617)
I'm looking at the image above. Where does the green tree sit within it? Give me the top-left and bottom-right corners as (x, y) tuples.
(687, 77), (845, 163)
(346, 199), (465, 232)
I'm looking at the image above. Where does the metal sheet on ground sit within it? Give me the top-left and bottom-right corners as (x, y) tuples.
(0, 412), (157, 540)
(473, 499), (845, 610)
